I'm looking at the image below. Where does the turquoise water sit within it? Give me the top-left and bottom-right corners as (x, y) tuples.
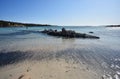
(0, 26), (120, 53)
(0, 26), (120, 51)
(0, 26), (120, 52)
(0, 26), (120, 78)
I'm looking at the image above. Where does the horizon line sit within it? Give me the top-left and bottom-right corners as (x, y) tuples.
(1, 19), (120, 26)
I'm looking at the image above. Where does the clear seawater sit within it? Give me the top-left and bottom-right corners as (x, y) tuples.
(0, 26), (120, 51)
(0, 26), (120, 78)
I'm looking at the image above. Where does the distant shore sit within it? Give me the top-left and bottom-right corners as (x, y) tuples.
(106, 25), (120, 27)
(0, 20), (51, 27)
(1, 20), (120, 28)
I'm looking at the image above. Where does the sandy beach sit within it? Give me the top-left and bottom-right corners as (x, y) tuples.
(0, 58), (102, 79)
(0, 0), (120, 78)
(0, 26), (120, 79)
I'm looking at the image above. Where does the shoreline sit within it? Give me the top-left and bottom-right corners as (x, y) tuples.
(0, 25), (120, 79)
(0, 20), (51, 27)
(0, 58), (102, 79)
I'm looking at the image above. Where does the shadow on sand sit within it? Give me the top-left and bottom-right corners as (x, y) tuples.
(0, 51), (28, 66)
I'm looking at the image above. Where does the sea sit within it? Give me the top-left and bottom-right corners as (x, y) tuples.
(0, 26), (120, 79)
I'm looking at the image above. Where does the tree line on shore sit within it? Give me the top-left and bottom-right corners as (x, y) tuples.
(0, 20), (51, 27)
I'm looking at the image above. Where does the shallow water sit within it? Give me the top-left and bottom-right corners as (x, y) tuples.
(0, 26), (120, 79)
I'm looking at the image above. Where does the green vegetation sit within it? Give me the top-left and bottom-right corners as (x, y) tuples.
(0, 20), (51, 27)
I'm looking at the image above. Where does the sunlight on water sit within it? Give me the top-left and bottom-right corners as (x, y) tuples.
(106, 27), (120, 30)
(0, 26), (120, 79)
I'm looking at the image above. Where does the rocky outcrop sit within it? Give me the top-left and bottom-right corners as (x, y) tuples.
(89, 31), (94, 33)
(41, 28), (100, 39)
(106, 25), (120, 27)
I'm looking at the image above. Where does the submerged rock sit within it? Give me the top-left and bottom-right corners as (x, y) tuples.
(41, 28), (100, 39)
(89, 31), (94, 33)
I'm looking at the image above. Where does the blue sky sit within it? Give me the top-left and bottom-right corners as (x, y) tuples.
(0, 0), (120, 26)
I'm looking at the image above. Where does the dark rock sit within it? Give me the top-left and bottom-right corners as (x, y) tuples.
(106, 25), (120, 27)
(62, 28), (66, 33)
(55, 30), (57, 32)
(41, 28), (100, 39)
(89, 31), (94, 33)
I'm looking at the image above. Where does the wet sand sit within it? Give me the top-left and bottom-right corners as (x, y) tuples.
(0, 46), (120, 79)
(0, 27), (120, 79)
(0, 58), (101, 79)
